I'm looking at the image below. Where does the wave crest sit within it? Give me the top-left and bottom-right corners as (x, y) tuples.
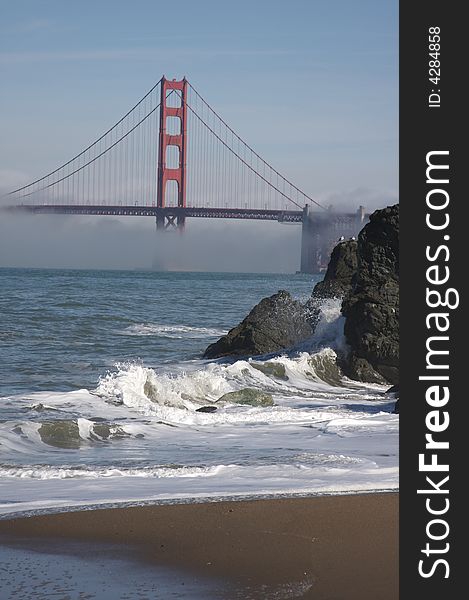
(121, 323), (227, 339)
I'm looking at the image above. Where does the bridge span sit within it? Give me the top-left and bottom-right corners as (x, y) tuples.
(4, 76), (368, 273)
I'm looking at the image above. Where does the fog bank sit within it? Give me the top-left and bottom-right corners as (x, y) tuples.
(0, 214), (302, 273)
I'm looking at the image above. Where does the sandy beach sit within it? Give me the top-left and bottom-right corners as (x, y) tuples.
(0, 492), (398, 599)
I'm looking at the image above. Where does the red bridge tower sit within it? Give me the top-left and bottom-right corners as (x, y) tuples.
(156, 77), (188, 230)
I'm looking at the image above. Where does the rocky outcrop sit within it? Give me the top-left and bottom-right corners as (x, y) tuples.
(312, 239), (358, 299)
(340, 205), (399, 384)
(203, 290), (313, 359)
(203, 205), (399, 387)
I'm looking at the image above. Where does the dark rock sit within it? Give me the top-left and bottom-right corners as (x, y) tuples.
(38, 420), (81, 449)
(196, 406), (218, 413)
(341, 204), (399, 385)
(312, 240), (358, 299)
(251, 361), (288, 380)
(386, 385), (399, 414)
(91, 423), (129, 440)
(217, 388), (274, 407)
(203, 290), (313, 359)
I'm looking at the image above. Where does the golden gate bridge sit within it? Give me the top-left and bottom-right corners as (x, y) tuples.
(3, 76), (366, 273)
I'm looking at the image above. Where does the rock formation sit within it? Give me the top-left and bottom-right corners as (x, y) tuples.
(203, 204), (399, 393)
(340, 204), (399, 384)
(311, 239), (358, 299)
(203, 290), (313, 359)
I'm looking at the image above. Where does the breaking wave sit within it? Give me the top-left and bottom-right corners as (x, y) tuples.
(97, 298), (352, 418)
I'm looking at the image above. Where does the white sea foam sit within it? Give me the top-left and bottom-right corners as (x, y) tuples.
(0, 464), (220, 480)
(93, 352), (387, 427)
(0, 462), (399, 516)
(307, 297), (348, 352)
(121, 323), (227, 338)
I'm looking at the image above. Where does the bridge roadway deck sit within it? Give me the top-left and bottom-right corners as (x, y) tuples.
(6, 205), (363, 225)
(8, 205), (305, 222)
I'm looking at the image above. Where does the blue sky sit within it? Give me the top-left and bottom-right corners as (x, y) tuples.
(0, 0), (398, 270)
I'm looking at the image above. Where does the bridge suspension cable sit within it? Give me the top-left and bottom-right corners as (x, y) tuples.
(186, 82), (326, 211)
(5, 76), (324, 214)
(6, 78), (163, 199)
(10, 100), (164, 200)
(5, 80), (168, 207)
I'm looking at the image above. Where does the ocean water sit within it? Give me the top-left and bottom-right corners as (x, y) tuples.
(0, 268), (398, 516)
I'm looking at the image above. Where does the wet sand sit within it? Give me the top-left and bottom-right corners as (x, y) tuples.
(0, 493), (398, 599)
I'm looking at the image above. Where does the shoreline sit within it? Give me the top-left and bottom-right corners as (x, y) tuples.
(0, 492), (398, 599)
(0, 487), (398, 521)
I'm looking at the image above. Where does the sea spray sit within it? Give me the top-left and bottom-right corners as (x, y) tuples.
(298, 297), (348, 354)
